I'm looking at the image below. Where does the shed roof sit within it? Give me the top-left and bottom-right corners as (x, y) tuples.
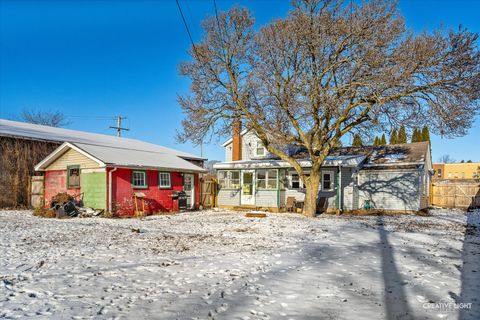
(35, 142), (206, 173)
(0, 119), (203, 161)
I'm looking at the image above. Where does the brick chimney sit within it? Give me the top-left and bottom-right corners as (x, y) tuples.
(232, 120), (242, 161)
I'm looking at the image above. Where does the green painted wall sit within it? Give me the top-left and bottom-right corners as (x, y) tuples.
(80, 172), (106, 209)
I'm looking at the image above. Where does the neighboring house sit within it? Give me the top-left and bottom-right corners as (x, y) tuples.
(0, 119), (205, 211)
(433, 162), (480, 180)
(35, 142), (206, 215)
(214, 128), (432, 213)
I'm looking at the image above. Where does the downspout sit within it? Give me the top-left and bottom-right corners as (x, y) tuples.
(336, 165), (342, 211)
(276, 169), (280, 210)
(108, 167), (118, 213)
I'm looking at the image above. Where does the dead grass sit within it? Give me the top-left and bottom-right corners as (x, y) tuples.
(32, 206), (56, 218)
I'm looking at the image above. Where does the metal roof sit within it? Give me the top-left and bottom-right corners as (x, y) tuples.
(35, 142), (206, 173)
(213, 155), (366, 169)
(0, 119), (203, 160)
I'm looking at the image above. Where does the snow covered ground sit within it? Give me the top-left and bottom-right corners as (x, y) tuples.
(0, 209), (479, 320)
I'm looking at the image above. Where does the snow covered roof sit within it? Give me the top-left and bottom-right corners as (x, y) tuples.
(0, 119), (203, 161)
(35, 142), (206, 173)
(213, 155), (366, 170)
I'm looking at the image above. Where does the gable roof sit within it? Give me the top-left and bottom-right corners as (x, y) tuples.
(221, 129), (250, 147)
(0, 119), (203, 161)
(35, 142), (206, 173)
(329, 141), (430, 167)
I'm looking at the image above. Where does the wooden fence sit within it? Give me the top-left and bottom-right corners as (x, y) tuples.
(199, 175), (217, 209)
(431, 180), (480, 209)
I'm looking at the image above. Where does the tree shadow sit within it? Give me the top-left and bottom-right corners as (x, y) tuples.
(358, 171), (420, 211)
(376, 216), (413, 319)
(458, 210), (480, 319)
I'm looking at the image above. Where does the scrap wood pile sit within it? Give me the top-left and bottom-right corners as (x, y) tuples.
(34, 192), (104, 218)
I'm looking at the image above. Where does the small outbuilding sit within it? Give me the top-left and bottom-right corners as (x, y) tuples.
(35, 141), (206, 215)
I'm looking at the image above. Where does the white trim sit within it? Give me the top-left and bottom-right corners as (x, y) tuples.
(158, 172), (172, 188)
(80, 168), (106, 173)
(321, 171), (334, 191)
(34, 142), (105, 171)
(221, 129), (250, 147)
(255, 140), (266, 157)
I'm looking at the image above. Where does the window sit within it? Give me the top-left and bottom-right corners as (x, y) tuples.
(437, 168), (442, 177)
(132, 171), (147, 188)
(290, 173), (308, 189)
(158, 172), (171, 188)
(322, 171), (334, 191)
(218, 171), (240, 189)
(67, 165), (80, 188)
(255, 141), (265, 157)
(256, 169), (277, 189)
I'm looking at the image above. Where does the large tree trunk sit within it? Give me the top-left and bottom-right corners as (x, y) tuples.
(303, 172), (320, 217)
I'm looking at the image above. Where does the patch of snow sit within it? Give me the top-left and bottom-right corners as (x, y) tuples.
(0, 209), (479, 319)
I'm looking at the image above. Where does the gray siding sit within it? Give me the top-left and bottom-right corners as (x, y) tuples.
(255, 190), (278, 208)
(357, 169), (420, 211)
(341, 167), (356, 211)
(217, 189), (241, 206)
(317, 168), (339, 209)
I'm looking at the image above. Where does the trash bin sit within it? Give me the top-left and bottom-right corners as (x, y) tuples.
(178, 191), (187, 210)
(364, 199), (371, 210)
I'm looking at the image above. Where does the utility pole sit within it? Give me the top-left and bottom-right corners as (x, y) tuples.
(109, 115), (129, 137)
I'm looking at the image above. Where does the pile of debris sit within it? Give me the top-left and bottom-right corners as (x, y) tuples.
(49, 192), (103, 218)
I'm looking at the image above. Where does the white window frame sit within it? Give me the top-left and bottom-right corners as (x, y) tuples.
(256, 169), (278, 190)
(158, 172), (171, 189)
(218, 170), (240, 189)
(290, 172), (309, 189)
(132, 170), (147, 188)
(322, 171), (334, 191)
(255, 141), (266, 157)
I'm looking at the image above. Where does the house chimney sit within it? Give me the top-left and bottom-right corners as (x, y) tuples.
(232, 119), (242, 161)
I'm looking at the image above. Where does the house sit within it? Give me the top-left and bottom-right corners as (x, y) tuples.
(35, 141), (206, 215)
(214, 128), (432, 213)
(433, 162), (480, 180)
(0, 119), (205, 213)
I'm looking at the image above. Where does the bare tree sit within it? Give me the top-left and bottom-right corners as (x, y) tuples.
(438, 154), (456, 163)
(178, 0), (480, 216)
(21, 109), (71, 127)
(204, 160), (221, 175)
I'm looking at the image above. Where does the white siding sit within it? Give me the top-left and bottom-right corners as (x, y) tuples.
(255, 190), (278, 207)
(225, 145), (232, 162)
(223, 131), (272, 161)
(217, 189), (241, 206)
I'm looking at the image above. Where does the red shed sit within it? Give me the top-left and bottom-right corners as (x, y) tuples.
(35, 141), (206, 216)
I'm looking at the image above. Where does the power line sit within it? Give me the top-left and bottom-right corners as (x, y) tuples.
(175, 0), (199, 59)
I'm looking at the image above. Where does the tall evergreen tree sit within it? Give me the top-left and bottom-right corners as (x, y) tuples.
(411, 128), (419, 143)
(373, 136), (379, 146)
(421, 126), (430, 143)
(389, 128), (398, 144)
(352, 134), (363, 147)
(380, 133), (387, 145)
(398, 126), (407, 144)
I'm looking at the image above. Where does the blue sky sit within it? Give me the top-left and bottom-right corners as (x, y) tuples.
(1, 0), (479, 162)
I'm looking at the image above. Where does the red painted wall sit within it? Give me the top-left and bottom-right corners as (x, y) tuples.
(44, 170), (81, 207)
(111, 168), (200, 216)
